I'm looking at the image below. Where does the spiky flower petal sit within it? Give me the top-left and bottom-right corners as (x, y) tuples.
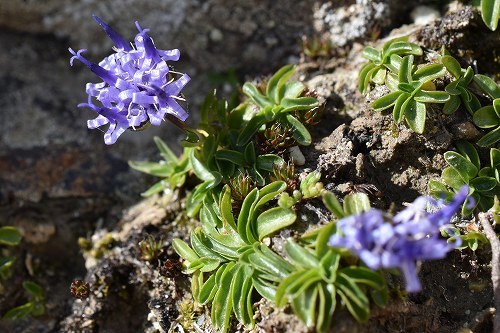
(330, 186), (470, 292)
(69, 16), (190, 144)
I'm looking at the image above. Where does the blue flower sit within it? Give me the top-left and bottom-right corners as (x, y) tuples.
(329, 186), (469, 292)
(69, 15), (190, 144)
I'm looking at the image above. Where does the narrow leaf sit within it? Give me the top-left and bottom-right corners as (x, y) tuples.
(256, 207), (296, 240)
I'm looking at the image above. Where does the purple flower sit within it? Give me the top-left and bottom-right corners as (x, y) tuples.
(69, 15), (190, 144)
(329, 186), (469, 292)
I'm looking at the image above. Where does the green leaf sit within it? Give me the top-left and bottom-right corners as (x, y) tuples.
(248, 251), (289, 279)
(283, 81), (306, 99)
(491, 148), (500, 168)
(256, 207), (296, 240)
(0, 226), (22, 246)
(477, 126), (500, 147)
(316, 223), (337, 258)
(413, 90), (450, 103)
(211, 262), (237, 332)
(267, 65), (295, 104)
(317, 283), (336, 333)
(236, 112), (268, 147)
(23, 281), (44, 299)
(237, 188), (259, 244)
(0, 257), (16, 278)
(3, 303), (34, 320)
(256, 154), (285, 171)
(398, 55), (414, 83)
(197, 271), (217, 304)
(219, 186), (238, 230)
(444, 151), (479, 181)
(252, 276), (277, 300)
(404, 100), (426, 134)
(359, 62), (377, 93)
(284, 239), (319, 269)
(362, 47), (380, 62)
(319, 250), (340, 283)
(280, 97), (319, 113)
(372, 91), (403, 112)
(231, 265), (255, 327)
(256, 181), (287, 210)
(191, 229), (227, 261)
(186, 182), (210, 217)
(283, 114), (312, 146)
(187, 257), (221, 273)
(343, 193), (371, 215)
(470, 176), (498, 192)
(393, 92), (411, 123)
(445, 80), (461, 95)
(336, 273), (370, 322)
(385, 72), (400, 91)
(371, 67), (387, 85)
(481, 0), (500, 30)
(441, 55), (463, 79)
(340, 267), (384, 290)
(442, 95), (461, 114)
(291, 285), (318, 327)
(154, 136), (178, 163)
(413, 63), (446, 83)
(473, 105), (499, 128)
(215, 149), (246, 166)
(275, 270), (312, 307)
(189, 150), (221, 184)
(322, 192), (345, 219)
(242, 82), (271, 108)
(474, 74), (500, 99)
(442, 167), (467, 191)
(384, 41), (422, 57)
(128, 161), (172, 177)
(455, 140), (481, 170)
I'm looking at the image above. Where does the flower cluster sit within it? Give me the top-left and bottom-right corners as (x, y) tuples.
(69, 15), (190, 144)
(329, 186), (470, 292)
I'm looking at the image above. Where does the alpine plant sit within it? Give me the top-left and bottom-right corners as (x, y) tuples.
(69, 15), (190, 144)
(330, 186), (470, 292)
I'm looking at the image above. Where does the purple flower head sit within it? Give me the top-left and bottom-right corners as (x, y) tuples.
(69, 16), (190, 144)
(330, 186), (469, 292)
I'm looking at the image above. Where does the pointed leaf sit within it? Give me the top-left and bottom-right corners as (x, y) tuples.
(242, 82), (271, 108)
(267, 65), (295, 103)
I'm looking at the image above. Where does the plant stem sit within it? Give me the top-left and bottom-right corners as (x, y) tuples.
(478, 211), (500, 331)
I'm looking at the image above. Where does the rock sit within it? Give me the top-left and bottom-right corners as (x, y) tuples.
(1, 0), (318, 73)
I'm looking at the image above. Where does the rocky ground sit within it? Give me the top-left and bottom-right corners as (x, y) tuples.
(0, 1), (498, 332)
